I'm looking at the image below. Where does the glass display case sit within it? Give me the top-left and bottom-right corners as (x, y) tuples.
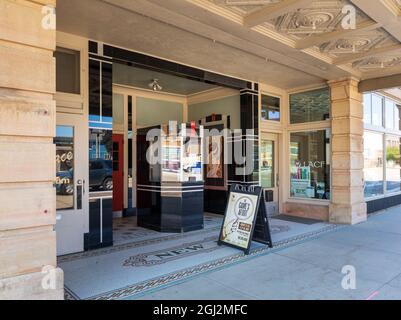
(137, 122), (205, 233)
(147, 123), (204, 183)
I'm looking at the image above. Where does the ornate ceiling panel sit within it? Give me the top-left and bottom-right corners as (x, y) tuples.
(267, 1), (368, 39)
(353, 55), (401, 70)
(320, 30), (398, 56)
(205, 0), (401, 74)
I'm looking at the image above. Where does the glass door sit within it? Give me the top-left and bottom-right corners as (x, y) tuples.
(55, 113), (88, 256)
(261, 133), (279, 216)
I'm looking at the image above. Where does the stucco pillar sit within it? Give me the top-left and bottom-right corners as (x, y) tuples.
(0, 0), (63, 299)
(329, 78), (367, 225)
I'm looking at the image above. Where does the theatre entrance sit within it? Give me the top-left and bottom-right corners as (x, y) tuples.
(87, 60), (245, 249)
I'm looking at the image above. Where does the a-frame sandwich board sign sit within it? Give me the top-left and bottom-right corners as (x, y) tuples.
(218, 184), (273, 255)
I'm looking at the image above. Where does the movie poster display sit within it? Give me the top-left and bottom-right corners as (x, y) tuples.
(206, 135), (223, 179)
(218, 184), (272, 254)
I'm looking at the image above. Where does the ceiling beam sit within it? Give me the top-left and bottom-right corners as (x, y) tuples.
(359, 73), (401, 92)
(295, 20), (381, 50)
(334, 44), (401, 65)
(243, 0), (314, 28)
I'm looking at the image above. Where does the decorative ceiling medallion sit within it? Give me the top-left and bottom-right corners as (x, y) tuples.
(295, 12), (334, 29)
(319, 33), (388, 54)
(272, 9), (345, 35)
(353, 56), (401, 70)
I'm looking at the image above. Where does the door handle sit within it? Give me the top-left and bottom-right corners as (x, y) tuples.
(276, 173), (280, 187)
(77, 181), (83, 210)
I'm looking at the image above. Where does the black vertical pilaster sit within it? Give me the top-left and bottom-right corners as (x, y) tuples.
(86, 41), (114, 251)
(231, 85), (259, 186)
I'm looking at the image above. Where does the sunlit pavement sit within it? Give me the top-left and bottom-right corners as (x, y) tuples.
(135, 207), (401, 300)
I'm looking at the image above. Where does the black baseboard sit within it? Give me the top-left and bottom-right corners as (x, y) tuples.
(123, 207), (137, 217)
(367, 194), (401, 214)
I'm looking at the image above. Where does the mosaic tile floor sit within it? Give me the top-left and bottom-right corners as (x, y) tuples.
(61, 214), (339, 300)
(112, 213), (223, 246)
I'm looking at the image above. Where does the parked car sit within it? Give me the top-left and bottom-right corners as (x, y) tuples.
(89, 159), (113, 191)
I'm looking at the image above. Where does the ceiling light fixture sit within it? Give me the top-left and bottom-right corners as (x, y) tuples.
(149, 79), (163, 92)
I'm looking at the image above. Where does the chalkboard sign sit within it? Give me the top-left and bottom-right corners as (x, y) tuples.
(218, 184), (273, 254)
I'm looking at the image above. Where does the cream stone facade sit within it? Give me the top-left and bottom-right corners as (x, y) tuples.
(0, 0), (63, 300)
(0, 0), (401, 300)
(329, 78), (367, 224)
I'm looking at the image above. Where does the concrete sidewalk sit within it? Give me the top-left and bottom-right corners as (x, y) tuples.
(135, 207), (401, 300)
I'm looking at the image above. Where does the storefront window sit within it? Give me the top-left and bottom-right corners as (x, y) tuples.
(386, 99), (395, 130)
(54, 47), (80, 94)
(364, 93), (372, 124)
(55, 126), (74, 210)
(364, 131), (384, 198)
(290, 88), (330, 124)
(261, 140), (274, 188)
(290, 130), (331, 200)
(386, 136), (401, 194)
(261, 95), (280, 122)
(372, 94), (383, 127)
(395, 104), (401, 131)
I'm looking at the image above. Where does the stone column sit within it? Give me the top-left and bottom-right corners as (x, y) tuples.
(0, 0), (63, 299)
(329, 78), (367, 225)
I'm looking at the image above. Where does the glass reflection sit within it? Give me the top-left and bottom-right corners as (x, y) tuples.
(55, 126), (74, 210)
(89, 129), (113, 193)
(364, 131), (384, 198)
(386, 136), (401, 194)
(290, 88), (330, 124)
(290, 130), (331, 200)
(261, 95), (280, 122)
(261, 140), (274, 188)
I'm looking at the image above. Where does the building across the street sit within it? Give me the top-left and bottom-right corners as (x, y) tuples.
(1, 0), (401, 300)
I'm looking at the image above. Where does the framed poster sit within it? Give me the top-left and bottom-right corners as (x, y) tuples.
(202, 118), (227, 191)
(206, 135), (223, 179)
(218, 184), (272, 254)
